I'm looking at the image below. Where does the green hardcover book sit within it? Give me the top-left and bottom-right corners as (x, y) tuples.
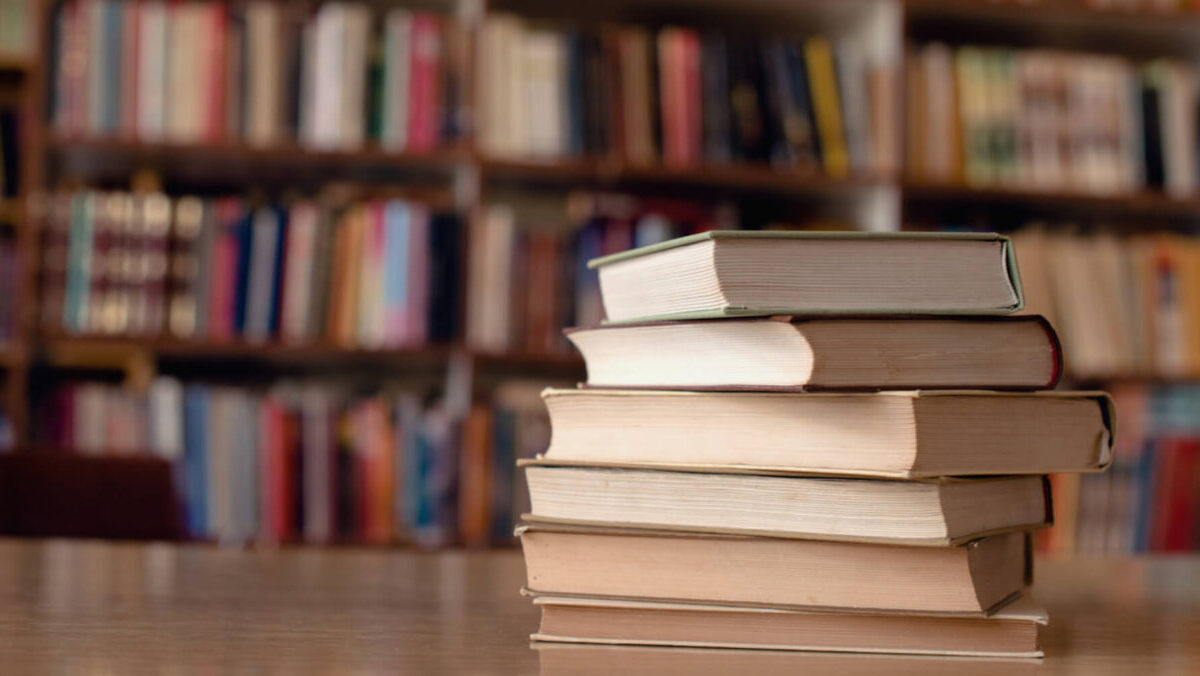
(588, 231), (1023, 323)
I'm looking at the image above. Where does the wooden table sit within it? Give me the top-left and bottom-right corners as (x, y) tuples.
(0, 539), (1196, 674)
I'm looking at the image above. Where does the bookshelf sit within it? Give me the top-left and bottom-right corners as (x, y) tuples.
(1, 0), (1198, 552)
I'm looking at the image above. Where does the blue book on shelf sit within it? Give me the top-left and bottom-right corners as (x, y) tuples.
(1131, 438), (1156, 553)
(183, 385), (210, 538)
(101, 0), (122, 133)
(267, 206), (287, 335)
(383, 200), (411, 333)
(63, 193), (95, 333)
(232, 209), (254, 335)
(490, 409), (516, 540)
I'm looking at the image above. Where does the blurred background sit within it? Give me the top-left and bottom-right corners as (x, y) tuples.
(0, 0), (1191, 555)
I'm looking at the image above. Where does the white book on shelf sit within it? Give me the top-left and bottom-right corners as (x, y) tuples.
(148, 376), (184, 461)
(465, 205), (514, 351)
(165, 4), (204, 142)
(308, 3), (345, 149)
(245, 1), (282, 146)
(503, 18), (529, 157)
(1165, 63), (1198, 198)
(382, 9), (413, 150)
(340, 4), (371, 149)
(524, 29), (565, 157)
(477, 16), (510, 156)
(836, 39), (874, 175)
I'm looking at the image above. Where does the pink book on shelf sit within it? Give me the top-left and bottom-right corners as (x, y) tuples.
(208, 199), (240, 340)
(361, 201), (387, 347)
(405, 204), (430, 346)
(120, 0), (140, 137)
(407, 13), (441, 152)
(204, 2), (228, 141)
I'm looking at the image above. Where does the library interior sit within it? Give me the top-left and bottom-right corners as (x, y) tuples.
(1, 0), (1199, 672)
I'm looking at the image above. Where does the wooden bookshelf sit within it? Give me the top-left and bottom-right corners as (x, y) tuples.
(903, 181), (1200, 219)
(40, 335), (583, 374)
(480, 155), (895, 198)
(9, 0), (1200, 547)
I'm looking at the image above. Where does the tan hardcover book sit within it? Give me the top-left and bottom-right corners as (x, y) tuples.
(566, 315), (1061, 390)
(520, 524), (1029, 614)
(531, 594), (1046, 657)
(535, 642), (1044, 675)
(522, 463), (1050, 545)
(541, 388), (1112, 478)
(589, 231), (1022, 323)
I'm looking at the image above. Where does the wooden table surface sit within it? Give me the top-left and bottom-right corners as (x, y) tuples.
(0, 538), (1197, 674)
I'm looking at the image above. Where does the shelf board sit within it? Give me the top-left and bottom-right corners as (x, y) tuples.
(480, 155), (895, 198)
(905, 0), (1200, 59)
(0, 54), (31, 73)
(40, 335), (583, 373)
(46, 136), (468, 185)
(903, 180), (1200, 218)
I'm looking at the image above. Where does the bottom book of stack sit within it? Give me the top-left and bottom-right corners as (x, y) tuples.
(530, 595), (1045, 658)
(520, 522), (1044, 658)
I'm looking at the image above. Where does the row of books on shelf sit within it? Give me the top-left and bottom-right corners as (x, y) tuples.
(1012, 227), (1200, 379)
(478, 15), (898, 175)
(35, 378), (552, 546)
(465, 195), (735, 353)
(51, 1), (466, 152)
(908, 43), (1200, 196)
(39, 190), (461, 348)
(1044, 383), (1200, 555)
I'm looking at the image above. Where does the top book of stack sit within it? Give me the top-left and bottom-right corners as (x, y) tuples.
(590, 231), (1021, 323)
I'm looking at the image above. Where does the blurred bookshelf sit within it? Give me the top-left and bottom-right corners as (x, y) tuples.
(0, 0), (1198, 553)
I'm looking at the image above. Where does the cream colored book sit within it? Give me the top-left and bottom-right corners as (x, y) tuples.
(541, 388), (1113, 478)
(531, 594), (1046, 657)
(520, 524), (1029, 615)
(523, 463), (1050, 545)
(565, 315), (1061, 390)
(536, 642), (1044, 675)
(590, 231), (1022, 323)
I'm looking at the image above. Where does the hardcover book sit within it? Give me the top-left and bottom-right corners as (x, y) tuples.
(589, 231), (1023, 323)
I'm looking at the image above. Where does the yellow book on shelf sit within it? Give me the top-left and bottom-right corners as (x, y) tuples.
(804, 37), (849, 178)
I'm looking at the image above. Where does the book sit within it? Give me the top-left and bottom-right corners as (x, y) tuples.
(531, 594), (1046, 657)
(524, 464), (1050, 544)
(540, 388), (1113, 478)
(589, 231), (1022, 323)
(566, 315), (1061, 390)
(520, 524), (1030, 614)
(534, 642), (1045, 675)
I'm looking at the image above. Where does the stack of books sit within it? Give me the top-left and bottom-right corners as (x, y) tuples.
(518, 231), (1114, 657)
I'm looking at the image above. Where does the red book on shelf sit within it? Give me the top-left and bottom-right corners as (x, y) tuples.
(1150, 438), (1181, 551)
(120, 0), (140, 138)
(259, 398), (287, 542)
(363, 399), (394, 545)
(208, 198), (241, 341)
(680, 29), (701, 166)
(657, 29), (684, 166)
(1164, 439), (1200, 552)
(407, 13), (442, 152)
